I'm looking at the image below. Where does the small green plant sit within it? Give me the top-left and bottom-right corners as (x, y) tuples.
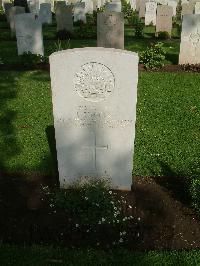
(53, 39), (71, 52)
(41, 180), (137, 246)
(190, 178), (200, 215)
(18, 52), (48, 66)
(157, 31), (171, 40)
(139, 42), (166, 69)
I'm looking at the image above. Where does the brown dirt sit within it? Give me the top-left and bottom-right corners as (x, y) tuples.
(0, 172), (199, 250)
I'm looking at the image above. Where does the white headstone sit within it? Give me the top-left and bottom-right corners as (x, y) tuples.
(28, 0), (39, 14)
(167, 0), (177, 16)
(145, 1), (157, 25)
(15, 13), (44, 55)
(49, 47), (139, 190)
(179, 14), (200, 64)
(74, 2), (86, 23)
(195, 1), (200, 13)
(39, 3), (52, 24)
(82, 0), (93, 14)
(105, 1), (122, 12)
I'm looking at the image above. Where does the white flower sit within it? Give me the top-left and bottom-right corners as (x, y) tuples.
(102, 217), (105, 222)
(76, 224), (79, 228)
(138, 217), (141, 221)
(85, 197), (88, 200)
(109, 191), (112, 194)
(98, 221), (102, 224)
(128, 205), (132, 209)
(119, 238), (123, 243)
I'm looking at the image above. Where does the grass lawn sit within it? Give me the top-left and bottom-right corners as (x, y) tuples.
(0, 246), (200, 266)
(0, 71), (200, 181)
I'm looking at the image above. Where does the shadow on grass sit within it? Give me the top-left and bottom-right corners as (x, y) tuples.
(149, 159), (191, 205)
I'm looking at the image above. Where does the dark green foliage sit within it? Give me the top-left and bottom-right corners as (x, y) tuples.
(134, 17), (144, 38)
(190, 178), (200, 215)
(74, 22), (97, 39)
(86, 12), (97, 26)
(18, 52), (48, 66)
(139, 42), (166, 69)
(121, 0), (136, 25)
(157, 31), (171, 40)
(56, 29), (73, 40)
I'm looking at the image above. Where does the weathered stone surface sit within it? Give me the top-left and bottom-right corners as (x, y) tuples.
(8, 6), (25, 35)
(39, 3), (52, 24)
(105, 1), (122, 12)
(97, 11), (124, 49)
(167, 0), (177, 16)
(181, 2), (194, 17)
(195, 1), (200, 13)
(179, 14), (200, 64)
(15, 13), (44, 55)
(74, 2), (86, 23)
(156, 5), (173, 35)
(145, 1), (157, 26)
(49, 47), (139, 190)
(139, 0), (149, 18)
(82, 0), (93, 14)
(4, 2), (14, 22)
(56, 5), (73, 32)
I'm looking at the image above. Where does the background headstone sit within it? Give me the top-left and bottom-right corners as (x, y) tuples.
(145, 1), (157, 25)
(8, 6), (25, 36)
(195, 1), (200, 13)
(97, 11), (124, 49)
(167, 0), (177, 16)
(139, 0), (149, 18)
(49, 47), (139, 190)
(4, 2), (14, 22)
(156, 5), (173, 35)
(179, 14), (200, 64)
(82, 0), (93, 14)
(74, 2), (86, 23)
(39, 3), (52, 24)
(56, 5), (73, 32)
(15, 13), (44, 55)
(181, 2), (194, 16)
(105, 1), (122, 12)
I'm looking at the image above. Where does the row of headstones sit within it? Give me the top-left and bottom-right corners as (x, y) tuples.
(10, 11), (124, 56)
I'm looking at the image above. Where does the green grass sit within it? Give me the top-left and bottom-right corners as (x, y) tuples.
(0, 246), (200, 266)
(0, 71), (200, 180)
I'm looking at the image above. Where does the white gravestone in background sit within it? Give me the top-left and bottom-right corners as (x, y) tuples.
(195, 1), (200, 13)
(74, 2), (86, 23)
(39, 3), (52, 24)
(179, 14), (200, 64)
(49, 48), (139, 190)
(167, 0), (177, 16)
(145, 1), (157, 25)
(82, 0), (93, 14)
(15, 13), (44, 55)
(105, 1), (122, 12)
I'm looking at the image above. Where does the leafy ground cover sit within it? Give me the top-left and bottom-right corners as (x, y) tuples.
(0, 245), (200, 266)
